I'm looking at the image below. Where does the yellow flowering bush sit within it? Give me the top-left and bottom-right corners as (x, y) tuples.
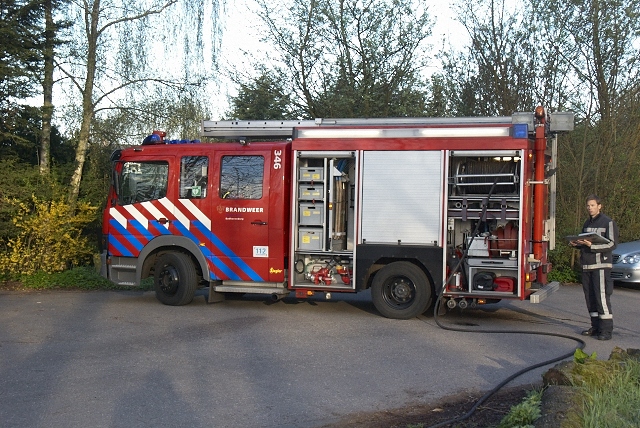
(0, 196), (98, 275)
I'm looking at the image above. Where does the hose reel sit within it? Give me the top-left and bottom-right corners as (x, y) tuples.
(453, 160), (519, 195)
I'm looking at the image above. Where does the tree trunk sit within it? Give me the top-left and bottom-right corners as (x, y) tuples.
(40, 0), (54, 175)
(68, 0), (100, 208)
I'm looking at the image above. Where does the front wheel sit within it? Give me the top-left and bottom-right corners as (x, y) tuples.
(154, 252), (197, 306)
(371, 262), (431, 319)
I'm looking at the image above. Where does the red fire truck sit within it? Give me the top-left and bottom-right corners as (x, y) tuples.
(100, 107), (573, 319)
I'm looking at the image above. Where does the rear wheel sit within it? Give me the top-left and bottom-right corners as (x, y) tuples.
(154, 252), (197, 306)
(371, 262), (431, 319)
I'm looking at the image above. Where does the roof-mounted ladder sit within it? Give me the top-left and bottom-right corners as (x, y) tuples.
(200, 112), (573, 139)
(201, 116), (514, 139)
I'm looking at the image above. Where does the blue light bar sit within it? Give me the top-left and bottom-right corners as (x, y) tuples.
(142, 134), (161, 145)
(512, 123), (528, 139)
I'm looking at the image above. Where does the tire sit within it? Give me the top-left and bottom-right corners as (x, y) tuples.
(154, 252), (197, 306)
(371, 262), (432, 319)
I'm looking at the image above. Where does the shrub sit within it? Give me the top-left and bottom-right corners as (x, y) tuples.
(0, 161), (70, 241)
(548, 245), (580, 283)
(0, 196), (98, 276)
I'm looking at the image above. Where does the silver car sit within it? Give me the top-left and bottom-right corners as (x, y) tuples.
(611, 240), (640, 284)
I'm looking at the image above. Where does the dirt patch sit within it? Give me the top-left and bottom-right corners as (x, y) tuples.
(321, 384), (536, 428)
(0, 282), (84, 292)
(0, 281), (27, 291)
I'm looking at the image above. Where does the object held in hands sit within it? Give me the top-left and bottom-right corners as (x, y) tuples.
(565, 232), (610, 245)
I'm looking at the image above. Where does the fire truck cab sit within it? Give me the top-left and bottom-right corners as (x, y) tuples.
(101, 108), (573, 319)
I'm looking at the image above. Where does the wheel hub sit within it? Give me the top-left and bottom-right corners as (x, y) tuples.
(159, 266), (179, 295)
(392, 280), (412, 301)
(384, 277), (415, 307)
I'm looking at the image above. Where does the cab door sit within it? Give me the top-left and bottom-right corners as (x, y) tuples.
(210, 144), (288, 283)
(106, 156), (173, 260)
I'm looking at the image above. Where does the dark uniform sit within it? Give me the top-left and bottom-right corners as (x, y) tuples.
(579, 212), (618, 339)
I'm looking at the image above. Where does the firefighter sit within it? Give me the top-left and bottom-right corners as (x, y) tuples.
(570, 194), (618, 340)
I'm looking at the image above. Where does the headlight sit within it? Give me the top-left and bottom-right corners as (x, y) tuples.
(621, 253), (640, 264)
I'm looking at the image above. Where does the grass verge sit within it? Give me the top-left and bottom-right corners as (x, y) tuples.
(1, 267), (154, 291)
(573, 350), (640, 427)
(495, 349), (640, 428)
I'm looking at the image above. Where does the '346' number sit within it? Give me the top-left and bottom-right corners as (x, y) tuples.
(273, 150), (282, 169)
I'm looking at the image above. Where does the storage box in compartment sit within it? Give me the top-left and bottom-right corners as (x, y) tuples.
(299, 167), (324, 182)
(298, 227), (324, 250)
(298, 184), (324, 200)
(299, 202), (325, 225)
(467, 260), (518, 294)
(467, 236), (490, 257)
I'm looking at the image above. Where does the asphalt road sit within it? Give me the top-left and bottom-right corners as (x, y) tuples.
(1, 284), (638, 428)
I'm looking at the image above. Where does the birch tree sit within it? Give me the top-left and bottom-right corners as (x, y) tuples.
(57, 0), (222, 207)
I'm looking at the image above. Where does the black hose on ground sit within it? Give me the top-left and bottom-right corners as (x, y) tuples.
(426, 309), (585, 428)
(426, 162), (586, 428)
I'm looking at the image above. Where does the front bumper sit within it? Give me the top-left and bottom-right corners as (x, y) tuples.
(610, 264), (640, 283)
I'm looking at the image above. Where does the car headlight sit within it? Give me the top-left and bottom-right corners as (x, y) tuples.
(621, 253), (640, 264)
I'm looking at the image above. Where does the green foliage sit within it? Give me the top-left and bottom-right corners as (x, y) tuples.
(0, 0), (44, 160)
(0, 161), (69, 242)
(571, 354), (640, 427)
(227, 67), (297, 120)
(446, 1), (538, 116)
(548, 246), (580, 283)
(497, 389), (543, 428)
(21, 267), (113, 290)
(425, 74), (449, 117)
(4, 267), (155, 290)
(574, 348), (597, 364)
(547, 267), (579, 284)
(0, 105), (41, 163)
(0, 195), (98, 275)
(0, 0), (42, 102)
(0, 107), (73, 166)
(78, 140), (115, 208)
(257, 0), (431, 118)
(91, 90), (212, 146)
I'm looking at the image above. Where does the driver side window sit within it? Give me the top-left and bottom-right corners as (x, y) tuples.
(118, 161), (168, 205)
(220, 155), (264, 199)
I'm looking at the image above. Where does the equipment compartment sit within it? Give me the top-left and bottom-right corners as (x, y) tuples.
(292, 152), (356, 289)
(292, 255), (353, 289)
(468, 266), (518, 294)
(444, 151), (524, 297)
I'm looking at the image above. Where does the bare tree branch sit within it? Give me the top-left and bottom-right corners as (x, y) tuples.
(97, 0), (178, 36)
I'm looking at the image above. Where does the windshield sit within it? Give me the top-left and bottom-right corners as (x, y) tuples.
(117, 161), (169, 205)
